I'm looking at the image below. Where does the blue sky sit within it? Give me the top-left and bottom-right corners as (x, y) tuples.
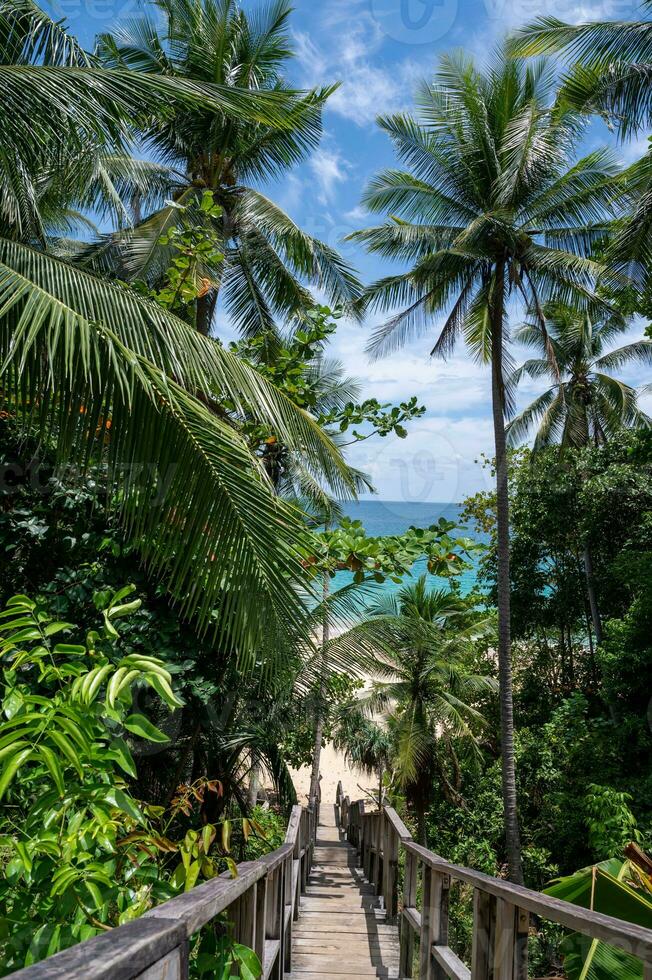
(47, 0), (650, 503)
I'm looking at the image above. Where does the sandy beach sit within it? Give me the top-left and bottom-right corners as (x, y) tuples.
(288, 741), (377, 807)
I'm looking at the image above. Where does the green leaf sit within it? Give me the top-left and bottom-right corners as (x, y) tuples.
(52, 644), (86, 657)
(38, 745), (65, 797)
(233, 944), (262, 980)
(0, 747), (33, 800)
(184, 860), (200, 891)
(123, 714), (169, 743)
(104, 787), (145, 824)
(43, 622), (74, 637)
(106, 738), (137, 777)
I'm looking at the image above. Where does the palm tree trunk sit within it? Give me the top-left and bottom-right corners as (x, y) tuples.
(196, 289), (218, 336)
(490, 263), (524, 885)
(583, 542), (602, 646)
(416, 801), (427, 847)
(248, 757), (261, 810)
(309, 571), (330, 806)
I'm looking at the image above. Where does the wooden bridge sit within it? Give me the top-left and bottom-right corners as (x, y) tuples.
(10, 783), (652, 979)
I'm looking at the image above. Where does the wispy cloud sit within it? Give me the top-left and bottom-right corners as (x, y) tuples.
(294, 18), (423, 126)
(310, 147), (349, 203)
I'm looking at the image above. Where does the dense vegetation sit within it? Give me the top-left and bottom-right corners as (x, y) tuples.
(1, 0), (652, 977)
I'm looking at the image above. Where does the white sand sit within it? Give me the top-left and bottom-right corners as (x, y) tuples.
(288, 742), (376, 806)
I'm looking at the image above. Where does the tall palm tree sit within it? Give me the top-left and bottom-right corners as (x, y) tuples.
(95, 0), (362, 337)
(507, 303), (652, 642)
(350, 51), (626, 881)
(333, 578), (496, 845)
(0, 1), (357, 663)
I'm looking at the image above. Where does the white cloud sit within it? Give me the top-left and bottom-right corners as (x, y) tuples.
(293, 22), (422, 126)
(348, 415), (496, 502)
(309, 148), (349, 203)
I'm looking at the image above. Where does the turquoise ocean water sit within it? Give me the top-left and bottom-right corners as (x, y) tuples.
(329, 500), (481, 603)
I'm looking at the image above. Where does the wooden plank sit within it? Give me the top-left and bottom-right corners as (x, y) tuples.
(144, 862), (264, 937)
(384, 806), (412, 840)
(400, 851), (418, 978)
(514, 906), (529, 980)
(262, 940), (280, 980)
(134, 946), (185, 980)
(493, 899), (515, 980)
(471, 888), (494, 980)
(8, 917), (187, 980)
(431, 871), (449, 980)
(431, 945), (471, 980)
(420, 866), (437, 980)
(254, 875), (268, 966)
(286, 805), (302, 849)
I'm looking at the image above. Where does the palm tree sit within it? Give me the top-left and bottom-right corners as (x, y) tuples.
(0, 1), (357, 663)
(95, 0), (362, 337)
(509, 4), (652, 139)
(507, 303), (652, 641)
(508, 305), (652, 450)
(333, 577), (496, 845)
(350, 51), (626, 881)
(333, 706), (392, 809)
(509, 5), (652, 284)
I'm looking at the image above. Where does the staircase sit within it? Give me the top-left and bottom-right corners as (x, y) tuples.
(290, 804), (399, 978)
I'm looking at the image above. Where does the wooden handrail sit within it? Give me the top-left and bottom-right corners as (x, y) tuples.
(9, 798), (319, 980)
(337, 791), (652, 980)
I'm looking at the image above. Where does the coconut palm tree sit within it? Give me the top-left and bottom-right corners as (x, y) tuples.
(0, 1), (357, 664)
(507, 303), (652, 642)
(508, 305), (652, 450)
(510, 6), (652, 285)
(349, 50), (626, 881)
(95, 0), (362, 337)
(509, 3), (652, 140)
(332, 577), (496, 846)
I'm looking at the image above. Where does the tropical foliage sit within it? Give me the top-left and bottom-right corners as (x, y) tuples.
(94, 0), (362, 337)
(2, 0), (652, 977)
(333, 577), (496, 844)
(0, 589), (262, 975)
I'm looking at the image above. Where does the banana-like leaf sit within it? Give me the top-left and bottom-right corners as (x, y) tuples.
(545, 859), (652, 979)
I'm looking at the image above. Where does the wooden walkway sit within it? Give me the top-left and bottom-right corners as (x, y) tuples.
(12, 791), (652, 980)
(290, 804), (400, 979)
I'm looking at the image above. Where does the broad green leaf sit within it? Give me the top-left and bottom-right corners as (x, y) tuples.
(123, 714), (169, 743)
(52, 644), (87, 657)
(43, 622), (74, 637)
(38, 745), (65, 797)
(184, 860), (200, 891)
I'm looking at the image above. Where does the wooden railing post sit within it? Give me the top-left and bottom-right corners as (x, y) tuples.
(419, 865), (436, 980)
(400, 850), (417, 978)
(232, 881), (256, 950)
(254, 875), (267, 969)
(492, 898), (515, 979)
(515, 906), (529, 980)
(382, 816), (400, 923)
(284, 850), (294, 974)
(471, 887), (495, 980)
